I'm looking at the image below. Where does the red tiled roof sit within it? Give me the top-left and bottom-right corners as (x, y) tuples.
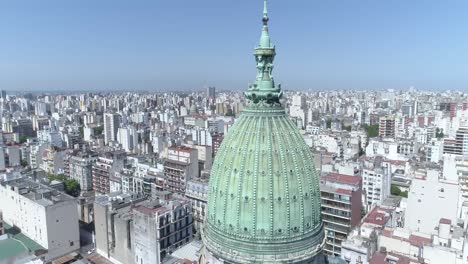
(409, 234), (431, 247)
(381, 228), (432, 247)
(369, 252), (386, 264)
(363, 206), (391, 226)
(336, 188), (353, 195)
(322, 173), (362, 186)
(382, 228), (392, 237)
(370, 252), (411, 264)
(440, 218), (452, 225)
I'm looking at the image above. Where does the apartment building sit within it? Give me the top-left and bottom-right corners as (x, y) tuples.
(320, 173), (362, 256)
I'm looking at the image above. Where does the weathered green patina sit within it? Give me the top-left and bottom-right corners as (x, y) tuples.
(202, 1), (325, 263)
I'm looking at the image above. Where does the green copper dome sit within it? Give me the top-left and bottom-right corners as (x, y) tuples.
(190, 104), (198, 114)
(202, 1), (325, 263)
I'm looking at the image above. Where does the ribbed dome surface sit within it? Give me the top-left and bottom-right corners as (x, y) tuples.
(203, 106), (324, 263)
(202, 2), (325, 262)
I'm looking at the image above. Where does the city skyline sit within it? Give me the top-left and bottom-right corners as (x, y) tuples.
(2, 0), (468, 91)
(2, 1), (468, 264)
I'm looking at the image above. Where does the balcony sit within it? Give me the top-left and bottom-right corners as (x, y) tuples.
(321, 194), (351, 204)
(322, 216), (351, 228)
(322, 210), (351, 220)
(321, 201), (351, 212)
(325, 224), (350, 235)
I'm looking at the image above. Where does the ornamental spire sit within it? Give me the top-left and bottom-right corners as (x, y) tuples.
(259, 0), (271, 48)
(245, 0), (282, 105)
(263, 0), (269, 25)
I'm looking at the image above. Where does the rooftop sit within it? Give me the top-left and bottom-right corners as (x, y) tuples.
(94, 192), (146, 206)
(363, 206), (392, 227)
(370, 252), (412, 264)
(322, 172), (361, 186)
(170, 240), (203, 262)
(440, 218), (452, 225)
(0, 239), (29, 260)
(382, 228), (432, 247)
(1, 178), (75, 206)
(134, 200), (169, 215)
(381, 196), (402, 208)
(168, 146), (195, 152)
(0, 223), (45, 261)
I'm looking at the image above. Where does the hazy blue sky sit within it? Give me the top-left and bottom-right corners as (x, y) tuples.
(1, 0), (468, 91)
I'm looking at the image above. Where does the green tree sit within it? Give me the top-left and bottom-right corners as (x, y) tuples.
(48, 174), (81, 197)
(48, 173), (65, 181)
(326, 119), (332, 129)
(20, 160), (28, 167)
(391, 184), (408, 198)
(94, 126), (104, 136)
(19, 136), (28, 144)
(64, 179), (81, 197)
(391, 185), (401, 196)
(435, 128), (444, 139)
(363, 124), (379, 138)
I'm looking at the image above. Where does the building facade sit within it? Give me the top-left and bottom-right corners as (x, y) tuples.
(94, 193), (193, 264)
(378, 116), (395, 138)
(362, 161), (391, 210)
(104, 113), (120, 145)
(69, 153), (97, 192)
(0, 178), (80, 261)
(185, 179), (209, 234)
(320, 173), (362, 256)
(164, 146), (198, 194)
(92, 151), (125, 194)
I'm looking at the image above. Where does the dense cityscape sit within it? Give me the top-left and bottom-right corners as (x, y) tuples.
(2, 1), (468, 264)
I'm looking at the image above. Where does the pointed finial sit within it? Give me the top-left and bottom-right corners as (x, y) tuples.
(245, 0), (280, 105)
(263, 0), (269, 25)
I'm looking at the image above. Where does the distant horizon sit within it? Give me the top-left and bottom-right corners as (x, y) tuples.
(2, 0), (468, 91)
(3, 87), (466, 96)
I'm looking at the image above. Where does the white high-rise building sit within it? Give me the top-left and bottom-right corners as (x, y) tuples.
(117, 126), (138, 153)
(104, 113), (120, 145)
(361, 158), (392, 210)
(0, 147), (5, 170)
(427, 139), (444, 163)
(35, 101), (48, 116)
(289, 94), (307, 128)
(190, 128), (213, 146)
(83, 127), (94, 142)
